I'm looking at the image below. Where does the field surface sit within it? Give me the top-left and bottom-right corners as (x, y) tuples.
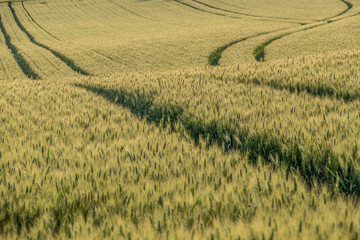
(1, 0), (360, 239)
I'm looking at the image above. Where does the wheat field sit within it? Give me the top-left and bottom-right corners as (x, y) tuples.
(1, 0), (360, 239)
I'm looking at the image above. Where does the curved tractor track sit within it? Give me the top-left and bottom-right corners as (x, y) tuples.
(253, 0), (355, 62)
(173, 0), (240, 19)
(75, 83), (360, 197)
(21, 1), (60, 41)
(174, 0), (304, 23)
(191, 0), (311, 23)
(0, 14), (39, 79)
(209, 0), (354, 65)
(322, 0), (353, 20)
(16, 0), (154, 74)
(208, 27), (293, 66)
(9, 2), (89, 75)
(107, 0), (155, 21)
(0, 2), (89, 79)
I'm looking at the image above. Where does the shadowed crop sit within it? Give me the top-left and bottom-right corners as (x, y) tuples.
(75, 83), (360, 196)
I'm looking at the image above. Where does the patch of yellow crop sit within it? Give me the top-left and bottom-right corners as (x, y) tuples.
(1, 0), (360, 239)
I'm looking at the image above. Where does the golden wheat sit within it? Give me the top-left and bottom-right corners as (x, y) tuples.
(1, 0), (360, 239)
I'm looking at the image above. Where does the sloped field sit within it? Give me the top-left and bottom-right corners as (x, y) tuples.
(1, 0), (360, 239)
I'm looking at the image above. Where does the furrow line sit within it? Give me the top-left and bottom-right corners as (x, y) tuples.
(214, 74), (359, 103)
(253, 0), (354, 62)
(208, 27), (293, 66)
(0, 15), (39, 79)
(208, 0), (355, 65)
(210, 16), (360, 102)
(252, 24), (324, 62)
(107, 0), (153, 20)
(8, 2), (89, 75)
(75, 83), (360, 196)
(21, 1), (60, 41)
(173, 0), (240, 19)
(322, 0), (353, 20)
(253, 12), (360, 62)
(192, 0), (309, 23)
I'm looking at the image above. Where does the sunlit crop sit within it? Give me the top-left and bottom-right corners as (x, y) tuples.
(1, 0), (360, 239)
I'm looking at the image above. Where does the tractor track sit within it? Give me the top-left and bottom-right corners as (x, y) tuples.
(8, 2), (89, 75)
(253, 22), (327, 62)
(18, 0), (149, 69)
(21, 1), (60, 41)
(174, 0), (306, 23)
(76, 83), (360, 196)
(253, 11), (359, 62)
(107, 0), (154, 21)
(191, 0), (311, 23)
(212, 70), (360, 103)
(0, 15), (39, 79)
(173, 0), (240, 19)
(208, 0), (356, 65)
(208, 27), (294, 66)
(322, 0), (353, 20)
(252, 0), (354, 62)
(15, 1), (127, 68)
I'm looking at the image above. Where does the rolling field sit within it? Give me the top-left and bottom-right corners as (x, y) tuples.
(1, 0), (360, 239)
